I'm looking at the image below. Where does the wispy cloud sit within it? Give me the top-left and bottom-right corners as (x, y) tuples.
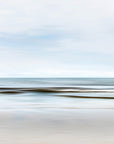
(0, 0), (114, 77)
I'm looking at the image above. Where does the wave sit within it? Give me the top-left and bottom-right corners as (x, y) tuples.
(0, 87), (114, 94)
(56, 95), (114, 99)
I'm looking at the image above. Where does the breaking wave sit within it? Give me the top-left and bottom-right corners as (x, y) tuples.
(0, 87), (114, 99)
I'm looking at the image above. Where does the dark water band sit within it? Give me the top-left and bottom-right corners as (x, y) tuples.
(0, 87), (114, 94)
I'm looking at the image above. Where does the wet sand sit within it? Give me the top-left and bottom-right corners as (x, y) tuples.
(0, 109), (114, 144)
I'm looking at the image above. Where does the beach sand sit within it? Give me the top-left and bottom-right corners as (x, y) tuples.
(0, 109), (114, 144)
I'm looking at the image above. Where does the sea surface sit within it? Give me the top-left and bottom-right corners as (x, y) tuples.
(0, 78), (114, 110)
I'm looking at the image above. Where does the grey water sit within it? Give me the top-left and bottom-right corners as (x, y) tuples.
(0, 78), (114, 110)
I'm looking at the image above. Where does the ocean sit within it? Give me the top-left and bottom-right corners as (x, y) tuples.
(0, 78), (114, 110)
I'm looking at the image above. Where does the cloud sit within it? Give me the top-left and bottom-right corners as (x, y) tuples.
(0, 0), (114, 32)
(0, 0), (114, 77)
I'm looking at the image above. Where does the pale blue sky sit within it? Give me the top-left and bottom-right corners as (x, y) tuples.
(0, 0), (114, 77)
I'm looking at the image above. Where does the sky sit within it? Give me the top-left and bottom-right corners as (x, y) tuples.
(0, 0), (114, 77)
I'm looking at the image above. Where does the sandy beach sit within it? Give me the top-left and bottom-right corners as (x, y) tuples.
(0, 109), (114, 144)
